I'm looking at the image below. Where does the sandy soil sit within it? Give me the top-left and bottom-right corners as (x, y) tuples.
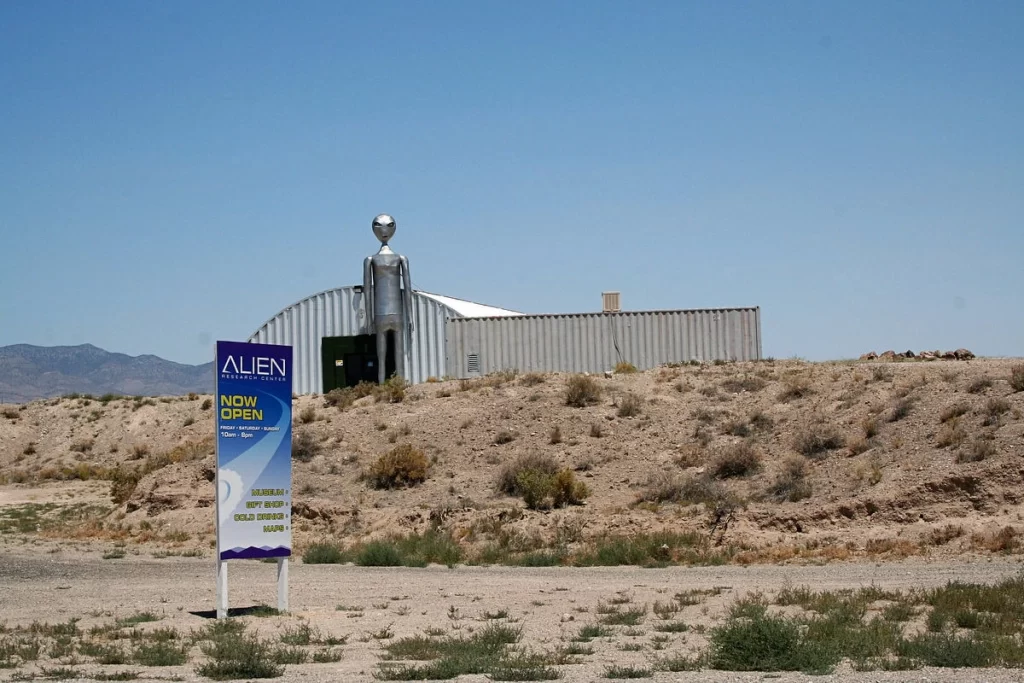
(2, 359), (1024, 680)
(1, 358), (1023, 564)
(3, 552), (1024, 682)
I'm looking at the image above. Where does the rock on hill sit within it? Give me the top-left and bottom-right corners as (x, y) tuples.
(0, 344), (214, 402)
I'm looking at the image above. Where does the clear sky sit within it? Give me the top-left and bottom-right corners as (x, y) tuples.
(1, 1), (1021, 365)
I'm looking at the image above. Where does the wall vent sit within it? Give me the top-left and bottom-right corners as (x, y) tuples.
(466, 353), (480, 374)
(602, 291), (621, 313)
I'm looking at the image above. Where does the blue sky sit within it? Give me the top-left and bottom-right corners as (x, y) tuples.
(1, 1), (1021, 365)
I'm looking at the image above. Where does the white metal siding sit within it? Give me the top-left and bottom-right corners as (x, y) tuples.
(445, 308), (761, 377)
(249, 287), (454, 394)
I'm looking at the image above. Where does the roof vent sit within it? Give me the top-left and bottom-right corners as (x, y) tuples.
(602, 291), (621, 313)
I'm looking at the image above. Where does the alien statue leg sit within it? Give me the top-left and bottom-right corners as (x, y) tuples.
(376, 328), (388, 385)
(394, 323), (406, 383)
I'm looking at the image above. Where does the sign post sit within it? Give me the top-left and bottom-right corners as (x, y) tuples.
(214, 341), (293, 618)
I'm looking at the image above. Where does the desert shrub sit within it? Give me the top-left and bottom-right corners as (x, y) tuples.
(520, 372), (547, 386)
(302, 542), (346, 564)
(298, 406), (316, 424)
(1011, 365), (1024, 392)
(925, 524), (964, 546)
(721, 376), (766, 394)
(861, 417), (880, 438)
(590, 422), (603, 438)
(109, 440), (210, 504)
(749, 411), (774, 432)
(936, 420), (966, 449)
(324, 382), (376, 410)
(967, 377), (992, 394)
(375, 375), (407, 404)
(888, 397), (914, 423)
(565, 374), (602, 407)
(847, 437), (876, 456)
(493, 430), (516, 445)
(984, 397), (1010, 423)
(70, 439), (94, 453)
(496, 452), (560, 495)
(196, 624), (283, 680)
(551, 469), (590, 507)
(615, 361), (638, 374)
(939, 403), (970, 423)
(793, 425), (844, 458)
(514, 468), (589, 510)
(723, 419), (750, 438)
(182, 416), (195, 427)
(292, 429), (320, 462)
(200, 398), (212, 410)
(957, 437), (995, 463)
(23, 442), (36, 456)
(777, 377), (812, 403)
(549, 425), (562, 445)
(109, 468), (143, 504)
(366, 444), (428, 489)
(711, 442), (761, 479)
(132, 640), (188, 666)
(767, 456), (811, 502)
(636, 472), (732, 509)
(616, 392), (643, 418)
(709, 606), (836, 673)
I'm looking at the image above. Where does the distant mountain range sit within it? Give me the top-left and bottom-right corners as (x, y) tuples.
(0, 344), (214, 403)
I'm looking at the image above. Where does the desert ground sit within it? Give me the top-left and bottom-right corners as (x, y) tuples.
(2, 357), (1024, 680)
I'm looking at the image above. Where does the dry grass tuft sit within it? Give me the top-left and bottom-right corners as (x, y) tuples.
(967, 377), (992, 394)
(292, 428), (321, 462)
(767, 456), (812, 502)
(957, 435), (996, 463)
(614, 361), (638, 374)
(721, 376), (767, 394)
(710, 442), (761, 479)
(887, 397), (915, 423)
(792, 425), (845, 458)
(520, 372), (547, 387)
(1011, 364), (1024, 392)
(565, 375), (602, 408)
(777, 377), (812, 403)
(936, 419), (967, 449)
(939, 403), (970, 423)
(616, 392), (643, 418)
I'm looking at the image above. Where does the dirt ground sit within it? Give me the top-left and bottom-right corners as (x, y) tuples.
(3, 551), (1024, 682)
(2, 358), (1024, 679)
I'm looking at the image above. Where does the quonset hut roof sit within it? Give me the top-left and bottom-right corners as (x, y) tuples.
(415, 291), (523, 318)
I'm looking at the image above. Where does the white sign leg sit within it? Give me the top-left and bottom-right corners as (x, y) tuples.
(277, 558), (289, 613)
(216, 560), (228, 619)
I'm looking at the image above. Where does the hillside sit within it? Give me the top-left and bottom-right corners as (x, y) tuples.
(0, 343), (214, 402)
(1, 357), (1023, 564)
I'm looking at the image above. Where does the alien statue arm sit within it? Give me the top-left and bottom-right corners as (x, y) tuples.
(362, 256), (375, 334)
(400, 255), (414, 333)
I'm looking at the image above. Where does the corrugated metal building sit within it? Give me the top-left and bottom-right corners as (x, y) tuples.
(249, 286), (762, 395)
(447, 308), (761, 378)
(247, 287), (522, 395)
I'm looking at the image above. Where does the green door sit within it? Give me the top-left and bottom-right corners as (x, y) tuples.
(321, 335), (394, 392)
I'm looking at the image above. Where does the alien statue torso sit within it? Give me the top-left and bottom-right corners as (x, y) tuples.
(368, 249), (406, 325)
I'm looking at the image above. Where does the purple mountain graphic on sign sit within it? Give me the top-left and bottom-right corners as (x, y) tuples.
(220, 546), (292, 560)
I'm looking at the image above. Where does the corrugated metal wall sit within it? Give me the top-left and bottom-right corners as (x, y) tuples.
(248, 287), (453, 394)
(445, 308), (761, 377)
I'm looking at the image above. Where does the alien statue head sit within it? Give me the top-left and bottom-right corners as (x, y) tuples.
(371, 214), (397, 245)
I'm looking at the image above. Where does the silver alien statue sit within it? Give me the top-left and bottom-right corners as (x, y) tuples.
(362, 214), (414, 385)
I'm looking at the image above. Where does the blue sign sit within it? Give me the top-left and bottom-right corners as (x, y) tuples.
(214, 341), (293, 561)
